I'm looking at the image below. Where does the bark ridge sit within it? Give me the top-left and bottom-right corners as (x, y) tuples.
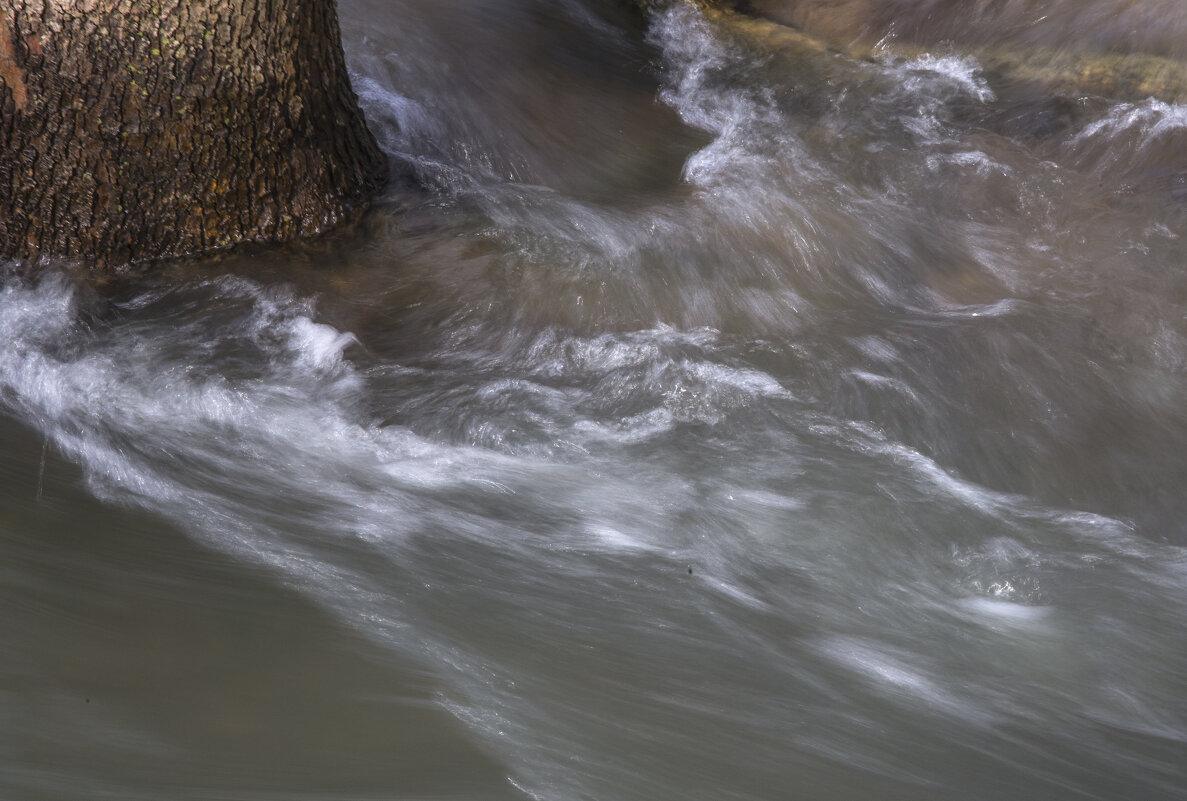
(0, 0), (387, 267)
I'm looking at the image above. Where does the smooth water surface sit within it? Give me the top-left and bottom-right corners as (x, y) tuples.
(3, 1), (1187, 799)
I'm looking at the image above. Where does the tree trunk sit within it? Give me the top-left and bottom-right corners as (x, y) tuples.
(0, 0), (387, 268)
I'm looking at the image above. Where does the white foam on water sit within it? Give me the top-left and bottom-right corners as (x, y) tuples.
(6, 3), (1187, 796)
(926, 150), (1013, 176)
(848, 370), (925, 408)
(572, 407), (676, 444)
(892, 54), (995, 104)
(956, 597), (1053, 624)
(647, 3), (826, 196)
(517, 325), (793, 438)
(820, 419), (1019, 517)
(1071, 99), (1187, 148)
(686, 361), (789, 399)
(729, 489), (807, 513)
(815, 635), (997, 725)
(284, 316), (360, 374)
(702, 575), (770, 611)
(585, 524), (657, 553)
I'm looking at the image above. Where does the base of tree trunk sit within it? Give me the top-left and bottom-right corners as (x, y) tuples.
(1, 0), (387, 269)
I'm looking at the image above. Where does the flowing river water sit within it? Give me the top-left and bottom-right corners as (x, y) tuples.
(3, 1), (1187, 799)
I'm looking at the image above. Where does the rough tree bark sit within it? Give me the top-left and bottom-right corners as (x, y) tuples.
(0, 0), (386, 268)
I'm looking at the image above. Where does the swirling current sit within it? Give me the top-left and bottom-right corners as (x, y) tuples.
(2, 2), (1186, 799)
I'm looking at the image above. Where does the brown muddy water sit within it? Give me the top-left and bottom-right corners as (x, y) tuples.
(3, 1), (1187, 799)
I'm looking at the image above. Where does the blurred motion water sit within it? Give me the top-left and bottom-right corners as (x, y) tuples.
(744, 0), (1187, 58)
(3, 1), (1187, 799)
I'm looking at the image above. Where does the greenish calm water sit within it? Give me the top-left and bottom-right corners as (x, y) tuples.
(3, 2), (1187, 799)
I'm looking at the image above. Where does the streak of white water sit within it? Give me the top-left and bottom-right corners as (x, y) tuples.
(4, 1), (1187, 800)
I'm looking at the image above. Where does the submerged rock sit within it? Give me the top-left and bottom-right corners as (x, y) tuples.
(637, 0), (1187, 106)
